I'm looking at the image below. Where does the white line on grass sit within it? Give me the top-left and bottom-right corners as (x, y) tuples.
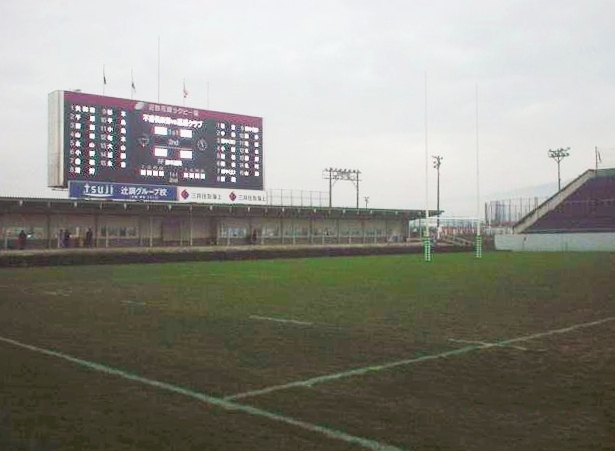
(448, 338), (528, 351)
(42, 291), (71, 297)
(250, 315), (313, 326)
(0, 335), (406, 451)
(225, 316), (615, 401)
(121, 300), (146, 306)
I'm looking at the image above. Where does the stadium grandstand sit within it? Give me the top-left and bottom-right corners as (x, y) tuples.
(495, 168), (615, 251)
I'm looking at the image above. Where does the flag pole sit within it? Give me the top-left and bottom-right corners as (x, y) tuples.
(130, 68), (134, 100)
(157, 36), (161, 102)
(207, 81), (210, 109)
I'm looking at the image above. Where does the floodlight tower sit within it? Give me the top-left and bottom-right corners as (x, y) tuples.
(432, 155), (443, 230)
(364, 196), (369, 209)
(548, 147), (570, 191)
(322, 168), (361, 208)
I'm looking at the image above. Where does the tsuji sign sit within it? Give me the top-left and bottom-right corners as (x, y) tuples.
(68, 181), (177, 202)
(177, 187), (267, 205)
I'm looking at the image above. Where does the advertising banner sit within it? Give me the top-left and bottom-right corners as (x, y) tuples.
(68, 181), (177, 202)
(177, 186), (267, 205)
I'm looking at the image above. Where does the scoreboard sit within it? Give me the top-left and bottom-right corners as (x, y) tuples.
(48, 91), (263, 191)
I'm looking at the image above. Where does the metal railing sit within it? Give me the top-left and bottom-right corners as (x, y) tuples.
(266, 189), (329, 208)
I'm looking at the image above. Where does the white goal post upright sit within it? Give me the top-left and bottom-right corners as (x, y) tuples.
(423, 71), (431, 262)
(475, 83), (482, 258)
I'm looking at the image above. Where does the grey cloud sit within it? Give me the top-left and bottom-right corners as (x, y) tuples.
(1, 0), (615, 214)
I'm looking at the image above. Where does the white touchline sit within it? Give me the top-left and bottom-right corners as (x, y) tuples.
(225, 316), (615, 401)
(0, 335), (406, 451)
(447, 338), (528, 351)
(250, 315), (313, 326)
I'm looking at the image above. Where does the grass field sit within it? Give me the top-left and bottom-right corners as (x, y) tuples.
(1, 251), (614, 450)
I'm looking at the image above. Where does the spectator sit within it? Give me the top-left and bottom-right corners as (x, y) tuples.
(85, 228), (93, 248)
(17, 230), (27, 250)
(64, 229), (71, 249)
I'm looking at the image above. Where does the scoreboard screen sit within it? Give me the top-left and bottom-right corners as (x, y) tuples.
(48, 91), (263, 190)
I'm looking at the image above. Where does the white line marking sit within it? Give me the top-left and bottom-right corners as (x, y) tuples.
(121, 300), (146, 306)
(42, 290), (71, 297)
(250, 315), (313, 326)
(0, 335), (405, 451)
(225, 316), (615, 401)
(448, 338), (528, 351)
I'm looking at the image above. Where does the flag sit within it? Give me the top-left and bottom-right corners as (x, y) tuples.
(131, 69), (136, 94)
(597, 149), (602, 163)
(103, 66), (107, 85)
(183, 79), (188, 98)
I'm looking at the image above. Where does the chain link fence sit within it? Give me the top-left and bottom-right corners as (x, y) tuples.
(266, 189), (329, 207)
(484, 197), (548, 230)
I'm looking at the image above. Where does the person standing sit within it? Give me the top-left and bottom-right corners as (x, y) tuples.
(85, 227), (93, 248)
(17, 230), (27, 250)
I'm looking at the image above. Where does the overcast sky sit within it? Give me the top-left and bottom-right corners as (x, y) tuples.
(1, 0), (614, 216)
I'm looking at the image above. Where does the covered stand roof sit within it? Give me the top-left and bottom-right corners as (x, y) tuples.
(0, 197), (440, 221)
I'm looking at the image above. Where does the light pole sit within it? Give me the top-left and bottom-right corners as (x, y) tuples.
(548, 148), (570, 191)
(432, 155), (443, 230)
(364, 196), (369, 209)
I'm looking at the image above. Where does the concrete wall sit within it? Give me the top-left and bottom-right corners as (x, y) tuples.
(495, 232), (615, 252)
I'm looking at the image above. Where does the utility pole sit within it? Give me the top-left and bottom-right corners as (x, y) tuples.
(548, 148), (570, 191)
(432, 155), (443, 230)
(322, 168), (361, 208)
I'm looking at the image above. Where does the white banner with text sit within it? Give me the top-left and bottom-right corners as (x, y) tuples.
(177, 187), (267, 205)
